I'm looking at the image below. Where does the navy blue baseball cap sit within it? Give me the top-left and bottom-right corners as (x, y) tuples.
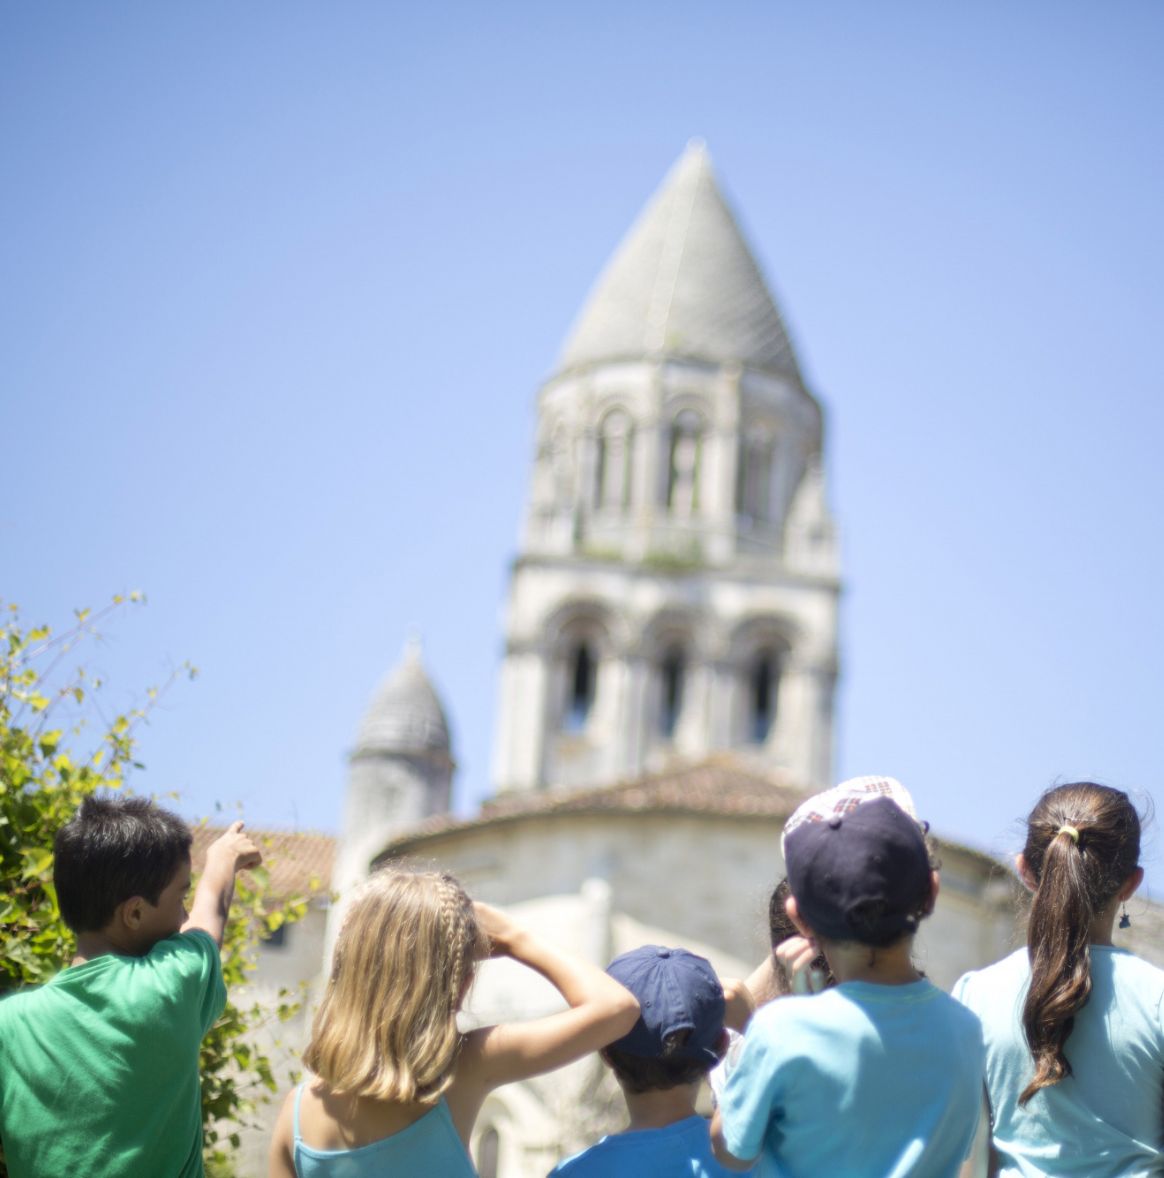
(605, 946), (725, 1064)
(784, 795), (932, 946)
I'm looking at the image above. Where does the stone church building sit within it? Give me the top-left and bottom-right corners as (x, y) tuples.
(226, 145), (1163, 1177)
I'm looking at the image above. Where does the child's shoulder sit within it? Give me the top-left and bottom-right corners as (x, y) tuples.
(0, 981), (52, 1028)
(1093, 945), (1164, 1011)
(147, 928), (219, 961)
(928, 980), (986, 1042)
(550, 1117), (735, 1178)
(951, 948), (1027, 1005)
(1101, 945), (1164, 982)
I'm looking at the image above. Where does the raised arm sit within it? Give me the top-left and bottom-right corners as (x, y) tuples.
(182, 821), (262, 947)
(721, 976), (757, 1032)
(456, 903), (639, 1096)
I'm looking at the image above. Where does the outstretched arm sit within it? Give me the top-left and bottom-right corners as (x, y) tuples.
(183, 821), (262, 947)
(455, 903), (639, 1095)
(721, 976), (757, 1032)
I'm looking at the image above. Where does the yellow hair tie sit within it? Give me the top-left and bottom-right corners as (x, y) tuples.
(1056, 824), (1080, 844)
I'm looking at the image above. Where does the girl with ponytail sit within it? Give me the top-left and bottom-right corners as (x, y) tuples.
(268, 868), (638, 1177)
(953, 783), (1163, 1177)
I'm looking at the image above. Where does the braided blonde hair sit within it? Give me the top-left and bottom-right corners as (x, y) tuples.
(304, 867), (487, 1103)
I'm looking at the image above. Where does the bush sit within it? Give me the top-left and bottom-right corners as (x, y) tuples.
(0, 598), (309, 1175)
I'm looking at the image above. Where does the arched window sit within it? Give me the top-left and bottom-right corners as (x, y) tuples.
(667, 411), (703, 515)
(564, 642), (596, 732)
(749, 652), (780, 743)
(659, 648), (685, 739)
(737, 433), (774, 524)
(476, 1126), (500, 1178)
(595, 410), (633, 511)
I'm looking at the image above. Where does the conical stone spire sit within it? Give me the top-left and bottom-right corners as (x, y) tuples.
(352, 637), (451, 758)
(557, 141), (801, 378)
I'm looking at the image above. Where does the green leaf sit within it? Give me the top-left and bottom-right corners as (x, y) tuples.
(20, 847), (54, 879)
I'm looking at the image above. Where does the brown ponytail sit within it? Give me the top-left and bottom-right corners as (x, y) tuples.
(1018, 783), (1140, 1105)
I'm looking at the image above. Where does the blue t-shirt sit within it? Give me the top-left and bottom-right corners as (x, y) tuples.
(719, 978), (984, 1178)
(550, 1113), (747, 1177)
(292, 1085), (476, 1177)
(953, 946), (1164, 1177)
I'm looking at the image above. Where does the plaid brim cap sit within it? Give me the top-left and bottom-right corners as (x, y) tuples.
(783, 795), (932, 945)
(781, 775), (921, 856)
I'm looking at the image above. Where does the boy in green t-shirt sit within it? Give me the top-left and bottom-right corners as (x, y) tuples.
(0, 795), (261, 1178)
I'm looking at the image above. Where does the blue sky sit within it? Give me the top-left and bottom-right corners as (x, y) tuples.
(4, 3), (1162, 895)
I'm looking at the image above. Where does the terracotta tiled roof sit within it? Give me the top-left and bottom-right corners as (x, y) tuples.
(381, 755), (809, 855)
(190, 826), (334, 900)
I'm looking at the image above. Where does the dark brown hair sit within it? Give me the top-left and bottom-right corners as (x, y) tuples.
(1019, 782), (1140, 1105)
(768, 878), (834, 989)
(604, 1031), (712, 1094)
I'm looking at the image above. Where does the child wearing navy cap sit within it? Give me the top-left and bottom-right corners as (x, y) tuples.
(549, 945), (751, 1178)
(710, 778), (985, 1178)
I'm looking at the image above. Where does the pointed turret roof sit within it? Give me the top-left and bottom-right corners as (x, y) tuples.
(353, 638), (451, 758)
(557, 142), (801, 378)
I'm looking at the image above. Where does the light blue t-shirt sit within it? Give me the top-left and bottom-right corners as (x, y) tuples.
(550, 1113), (748, 1177)
(291, 1085), (476, 1178)
(952, 946), (1164, 1177)
(719, 978), (984, 1178)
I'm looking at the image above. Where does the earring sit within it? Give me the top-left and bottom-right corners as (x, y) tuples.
(1119, 905), (1131, 930)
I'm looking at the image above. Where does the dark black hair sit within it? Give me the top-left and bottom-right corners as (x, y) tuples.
(604, 1031), (711, 1094)
(768, 877), (834, 987)
(53, 795), (192, 933)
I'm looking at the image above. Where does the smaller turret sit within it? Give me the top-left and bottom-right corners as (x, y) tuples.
(332, 639), (454, 897)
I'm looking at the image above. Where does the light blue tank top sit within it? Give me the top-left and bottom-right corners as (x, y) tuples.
(292, 1084), (477, 1177)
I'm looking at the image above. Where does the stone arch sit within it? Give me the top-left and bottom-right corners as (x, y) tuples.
(737, 418), (778, 525)
(664, 408), (707, 515)
(470, 1086), (559, 1178)
(593, 407), (635, 512)
(727, 616), (797, 747)
(641, 607), (702, 745)
(542, 600), (621, 735)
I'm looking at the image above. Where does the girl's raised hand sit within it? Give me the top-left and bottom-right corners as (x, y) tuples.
(776, 935), (825, 994)
(472, 901), (524, 958)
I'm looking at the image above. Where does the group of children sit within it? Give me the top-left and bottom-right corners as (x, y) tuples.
(0, 775), (1159, 1176)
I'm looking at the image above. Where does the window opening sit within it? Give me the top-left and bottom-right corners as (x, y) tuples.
(737, 436), (773, 524)
(750, 654), (778, 743)
(660, 649), (685, 739)
(595, 412), (633, 511)
(261, 923), (288, 950)
(667, 412), (702, 515)
(564, 643), (595, 732)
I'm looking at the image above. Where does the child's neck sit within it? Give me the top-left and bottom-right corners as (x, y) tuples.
(824, 937), (921, 986)
(71, 928), (140, 965)
(621, 1082), (701, 1132)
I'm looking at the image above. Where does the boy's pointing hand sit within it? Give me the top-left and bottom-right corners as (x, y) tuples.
(208, 820), (263, 874)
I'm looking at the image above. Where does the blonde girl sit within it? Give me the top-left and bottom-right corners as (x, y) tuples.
(268, 869), (638, 1176)
(953, 782), (1162, 1177)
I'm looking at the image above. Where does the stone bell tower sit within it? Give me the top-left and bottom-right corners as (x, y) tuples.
(492, 142), (840, 795)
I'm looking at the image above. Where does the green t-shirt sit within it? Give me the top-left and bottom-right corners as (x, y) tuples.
(0, 929), (225, 1178)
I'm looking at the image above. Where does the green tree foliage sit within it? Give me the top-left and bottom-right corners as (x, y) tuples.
(201, 858), (312, 1174)
(0, 599), (311, 1176)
